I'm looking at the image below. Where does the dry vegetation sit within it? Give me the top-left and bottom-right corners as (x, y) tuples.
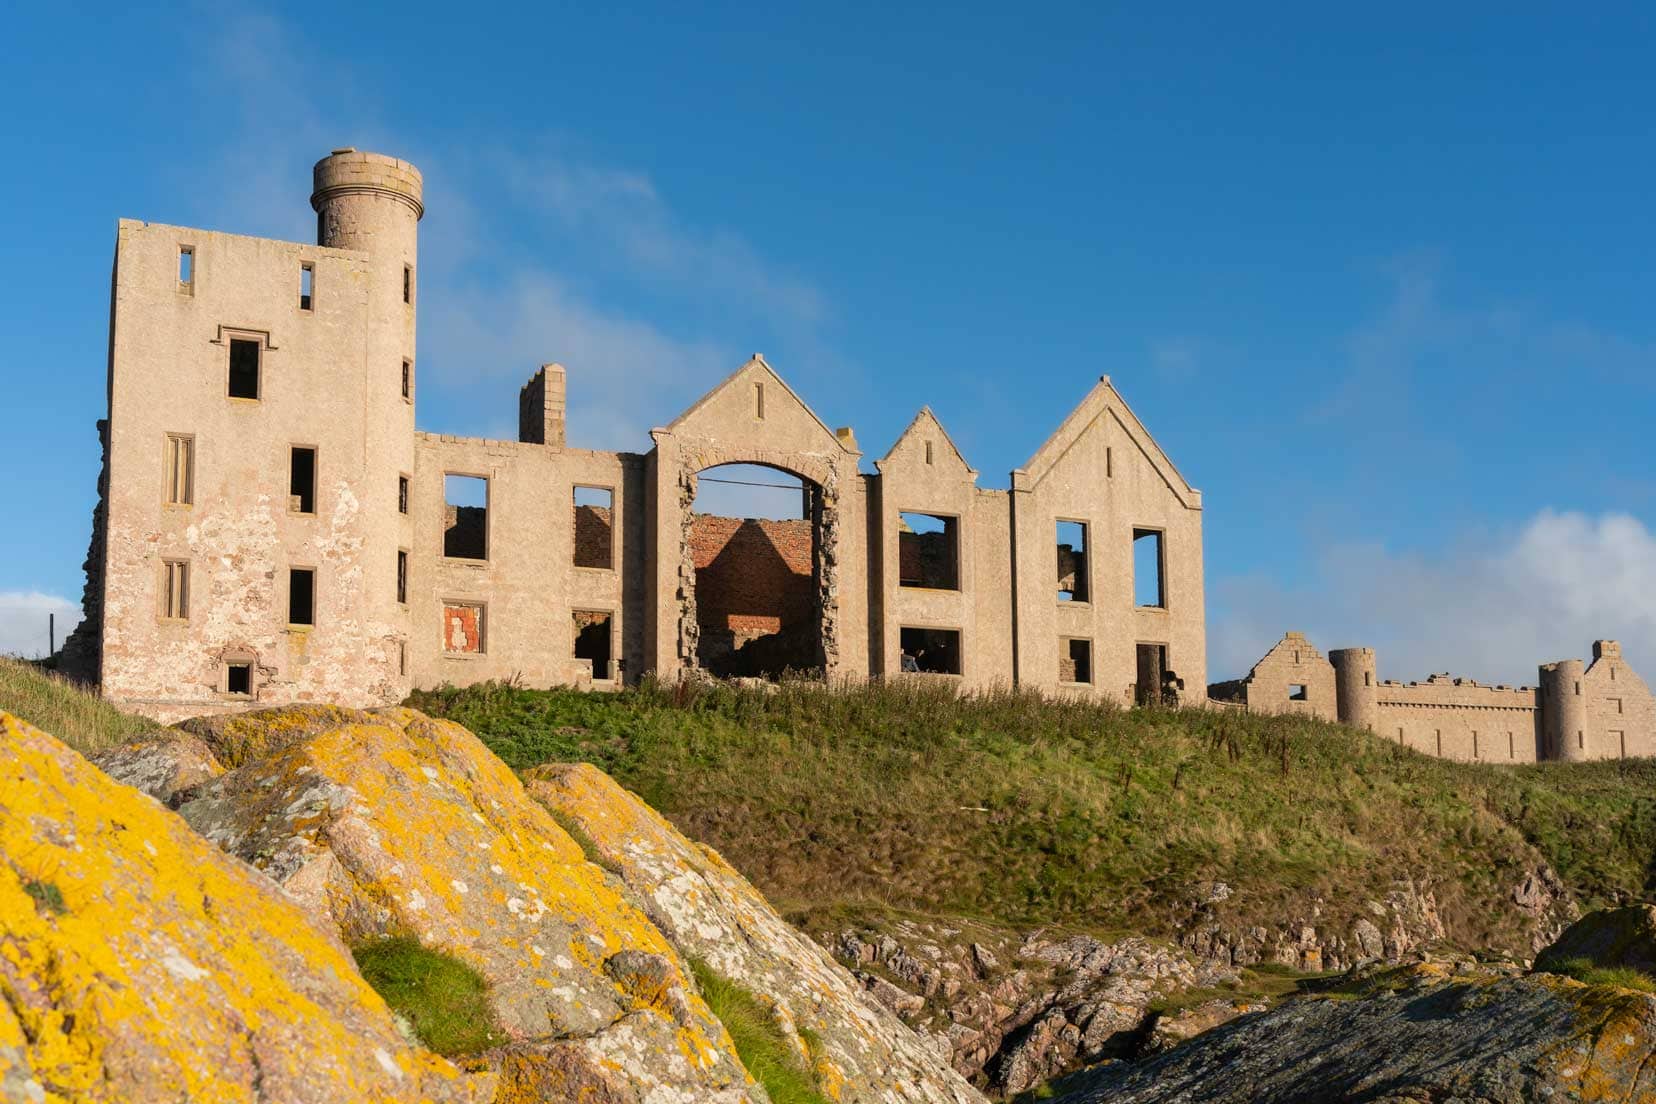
(0, 658), (156, 754)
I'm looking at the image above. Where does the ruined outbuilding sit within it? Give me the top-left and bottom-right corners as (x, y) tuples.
(64, 149), (1206, 721)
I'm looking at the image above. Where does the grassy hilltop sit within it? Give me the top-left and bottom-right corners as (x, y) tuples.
(409, 677), (1656, 952)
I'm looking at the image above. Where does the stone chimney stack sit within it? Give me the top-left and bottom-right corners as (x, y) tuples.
(519, 364), (566, 447)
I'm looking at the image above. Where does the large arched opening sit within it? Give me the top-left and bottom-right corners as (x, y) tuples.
(685, 462), (828, 679)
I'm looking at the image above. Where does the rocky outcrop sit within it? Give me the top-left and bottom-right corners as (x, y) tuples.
(0, 710), (482, 1104)
(1051, 958), (1656, 1104)
(1536, 905), (1656, 976)
(174, 705), (763, 1102)
(525, 761), (985, 1104)
(90, 729), (223, 805)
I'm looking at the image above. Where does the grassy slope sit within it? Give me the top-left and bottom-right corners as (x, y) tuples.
(0, 658), (156, 754)
(409, 678), (1656, 954)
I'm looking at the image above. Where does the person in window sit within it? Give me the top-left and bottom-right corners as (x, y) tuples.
(1161, 669), (1185, 707)
(900, 649), (920, 673)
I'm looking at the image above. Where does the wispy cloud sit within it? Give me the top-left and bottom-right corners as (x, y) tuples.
(1209, 510), (1656, 687)
(1149, 336), (1203, 380)
(0, 591), (80, 659)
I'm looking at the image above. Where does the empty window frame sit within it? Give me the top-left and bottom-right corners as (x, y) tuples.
(1289, 683), (1308, 701)
(1061, 637), (1092, 684)
(899, 626), (961, 675)
(898, 511), (959, 590)
(396, 549), (408, 604)
(398, 474), (410, 514)
(228, 337), (261, 400)
(443, 601), (485, 654)
(1056, 520), (1089, 602)
(288, 567), (315, 626)
(225, 660), (253, 697)
(160, 559), (190, 620)
(178, 246), (195, 292)
(299, 262), (314, 311)
(573, 610), (614, 680)
(401, 359), (412, 401)
(164, 433), (194, 505)
(754, 381), (766, 419)
(289, 446), (317, 514)
(573, 486), (614, 569)
(1134, 642), (1169, 707)
(403, 264), (413, 304)
(443, 474), (488, 560)
(1133, 528), (1166, 608)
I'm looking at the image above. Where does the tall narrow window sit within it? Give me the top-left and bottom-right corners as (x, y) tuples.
(161, 559), (190, 620)
(178, 246), (194, 292)
(288, 567), (315, 626)
(924, 440), (934, 465)
(755, 381), (765, 419)
(1061, 638), (1092, 684)
(289, 447), (316, 514)
(299, 262), (314, 310)
(444, 475), (488, 560)
(1106, 446), (1114, 478)
(1133, 528), (1166, 608)
(164, 433), (194, 505)
(401, 359), (412, 400)
(403, 264), (413, 304)
(573, 610), (614, 680)
(228, 338), (260, 400)
(396, 550), (408, 604)
(573, 486), (615, 569)
(398, 475), (409, 514)
(1056, 520), (1089, 602)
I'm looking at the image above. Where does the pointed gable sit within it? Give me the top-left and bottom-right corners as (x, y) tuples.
(876, 407), (978, 480)
(1015, 376), (1200, 509)
(664, 354), (853, 455)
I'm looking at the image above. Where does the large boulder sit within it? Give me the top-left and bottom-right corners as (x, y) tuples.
(175, 705), (763, 1102)
(90, 729), (223, 805)
(526, 762), (986, 1104)
(1050, 961), (1656, 1104)
(1536, 905), (1656, 976)
(0, 710), (481, 1104)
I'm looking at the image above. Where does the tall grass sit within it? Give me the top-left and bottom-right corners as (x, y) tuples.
(0, 658), (156, 754)
(688, 956), (831, 1104)
(411, 677), (1656, 954)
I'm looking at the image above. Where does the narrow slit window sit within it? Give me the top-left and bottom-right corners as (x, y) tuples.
(398, 475), (409, 514)
(225, 662), (252, 696)
(925, 440), (934, 465)
(755, 381), (766, 419)
(228, 338), (261, 399)
(289, 446), (316, 514)
(178, 246), (194, 290)
(899, 627), (961, 675)
(444, 475), (488, 560)
(1056, 520), (1089, 602)
(398, 640), (407, 676)
(396, 550), (408, 605)
(1062, 638), (1092, 684)
(161, 559), (190, 620)
(164, 433), (194, 505)
(403, 264), (413, 304)
(573, 486), (614, 569)
(898, 512), (959, 590)
(288, 567), (315, 626)
(299, 263), (314, 310)
(1106, 446), (1113, 478)
(1289, 683), (1308, 701)
(401, 359), (412, 400)
(1133, 528), (1166, 608)
(573, 610), (614, 680)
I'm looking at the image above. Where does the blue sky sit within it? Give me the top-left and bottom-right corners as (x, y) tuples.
(4, 3), (1656, 684)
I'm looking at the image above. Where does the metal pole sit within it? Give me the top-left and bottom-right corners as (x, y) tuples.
(49, 613), (55, 656)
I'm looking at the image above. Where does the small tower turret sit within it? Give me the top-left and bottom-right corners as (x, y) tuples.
(1539, 659), (1589, 761)
(1330, 647), (1378, 732)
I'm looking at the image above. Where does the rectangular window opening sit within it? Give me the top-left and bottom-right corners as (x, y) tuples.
(925, 440), (934, 465)
(898, 511), (959, 590)
(289, 446), (316, 514)
(1509, 731), (1515, 759)
(401, 359), (412, 401)
(443, 474), (488, 560)
(899, 627), (961, 675)
(573, 486), (615, 569)
(299, 263), (314, 311)
(396, 549), (408, 605)
(1106, 446), (1113, 478)
(228, 338), (261, 400)
(398, 640), (407, 677)
(403, 264), (413, 304)
(398, 474), (409, 514)
(443, 601), (485, 654)
(178, 246), (194, 290)
(288, 567), (315, 626)
(225, 662), (252, 697)
(1056, 520), (1089, 602)
(1133, 528), (1166, 608)
(1289, 683), (1308, 701)
(573, 610), (614, 680)
(164, 433), (194, 505)
(161, 559), (190, 620)
(1134, 642), (1170, 706)
(755, 381), (766, 419)
(1062, 638), (1092, 684)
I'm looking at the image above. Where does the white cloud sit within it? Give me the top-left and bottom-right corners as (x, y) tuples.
(1210, 510), (1656, 688)
(0, 592), (80, 659)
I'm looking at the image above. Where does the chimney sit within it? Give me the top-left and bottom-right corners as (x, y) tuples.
(519, 364), (566, 448)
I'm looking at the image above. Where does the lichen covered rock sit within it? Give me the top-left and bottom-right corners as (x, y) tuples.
(90, 729), (222, 805)
(526, 761), (986, 1104)
(0, 710), (479, 1104)
(175, 706), (762, 1103)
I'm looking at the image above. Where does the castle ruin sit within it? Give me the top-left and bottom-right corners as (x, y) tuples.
(63, 149), (1207, 721)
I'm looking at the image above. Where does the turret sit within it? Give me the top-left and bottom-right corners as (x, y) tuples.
(1329, 647), (1378, 732)
(1539, 659), (1588, 761)
(311, 149), (423, 260)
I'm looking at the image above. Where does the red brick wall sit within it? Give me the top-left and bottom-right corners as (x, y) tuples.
(691, 515), (813, 634)
(574, 505), (612, 568)
(443, 603), (483, 653)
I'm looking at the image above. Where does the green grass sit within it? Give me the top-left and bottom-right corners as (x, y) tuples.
(22, 878), (66, 916)
(0, 657), (156, 755)
(409, 677), (1656, 956)
(688, 957), (831, 1104)
(351, 937), (505, 1056)
(1543, 956), (1656, 994)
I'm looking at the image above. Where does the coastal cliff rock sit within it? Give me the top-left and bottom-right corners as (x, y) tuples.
(0, 710), (482, 1104)
(1535, 905), (1656, 975)
(525, 761), (985, 1104)
(173, 705), (763, 1103)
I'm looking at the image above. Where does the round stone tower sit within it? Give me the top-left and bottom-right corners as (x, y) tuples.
(1539, 659), (1589, 761)
(1329, 647), (1378, 732)
(311, 148), (424, 260)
